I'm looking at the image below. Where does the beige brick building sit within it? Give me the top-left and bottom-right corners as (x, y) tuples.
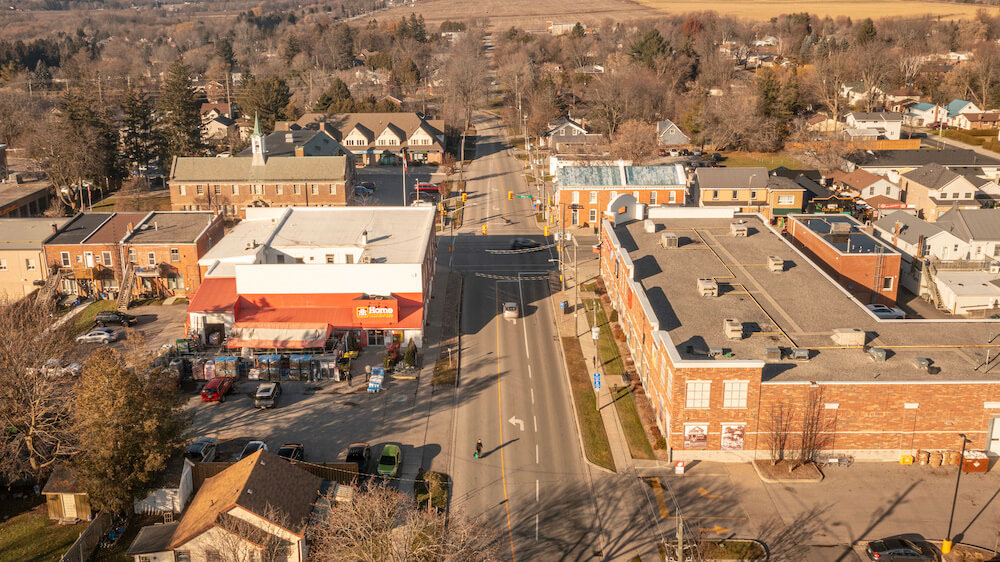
(0, 217), (70, 300)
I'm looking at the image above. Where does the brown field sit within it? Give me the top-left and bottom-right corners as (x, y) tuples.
(377, 0), (997, 28)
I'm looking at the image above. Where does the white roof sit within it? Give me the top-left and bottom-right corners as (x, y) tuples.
(935, 271), (1000, 298)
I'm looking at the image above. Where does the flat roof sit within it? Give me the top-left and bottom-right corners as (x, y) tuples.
(46, 213), (113, 245)
(0, 177), (50, 207)
(86, 212), (148, 244)
(615, 215), (1000, 382)
(0, 218), (70, 250)
(791, 214), (897, 254)
(124, 212), (215, 244)
(934, 271), (1000, 297)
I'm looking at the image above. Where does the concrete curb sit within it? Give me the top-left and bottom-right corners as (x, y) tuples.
(751, 459), (824, 484)
(547, 286), (616, 475)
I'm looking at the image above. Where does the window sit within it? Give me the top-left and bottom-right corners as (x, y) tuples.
(649, 191), (657, 205)
(882, 276), (893, 290)
(178, 185), (186, 196)
(589, 191), (598, 204)
(276, 184), (283, 195)
(252, 185), (264, 195)
(174, 553), (191, 562)
(170, 248), (180, 263)
(711, 190), (719, 200)
(884, 185), (890, 196)
(205, 551), (221, 562)
(196, 185), (204, 195)
(166, 274), (184, 290)
(25, 258), (35, 270)
(777, 195), (795, 206)
(231, 185), (239, 195)
(346, 254), (354, 264)
(60, 252), (71, 267)
(750, 190), (757, 200)
(128, 249), (137, 264)
(76, 255), (82, 263)
(294, 184), (301, 195)
(102, 251), (112, 267)
(276, 255), (285, 264)
(572, 191), (580, 204)
(668, 191), (676, 204)
(965, 192), (972, 199)
(147, 252), (156, 266)
(685, 381), (711, 409)
(731, 190), (739, 200)
(610, 191), (618, 200)
(311, 184), (319, 195)
(213, 185), (221, 195)
(330, 185), (337, 195)
(589, 209), (597, 223)
(723, 381), (748, 408)
(326, 254), (336, 264)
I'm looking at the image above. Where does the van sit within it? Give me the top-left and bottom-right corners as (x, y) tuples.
(254, 382), (282, 409)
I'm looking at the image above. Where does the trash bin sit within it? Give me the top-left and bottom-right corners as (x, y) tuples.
(962, 450), (989, 473)
(560, 300), (569, 314)
(946, 451), (961, 466)
(916, 450), (930, 465)
(929, 451), (943, 467)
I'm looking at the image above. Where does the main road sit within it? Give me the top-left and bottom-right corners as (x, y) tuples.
(436, 114), (663, 560)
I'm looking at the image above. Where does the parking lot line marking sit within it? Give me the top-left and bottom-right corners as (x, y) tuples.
(649, 477), (670, 518)
(666, 516), (747, 520)
(697, 487), (723, 499)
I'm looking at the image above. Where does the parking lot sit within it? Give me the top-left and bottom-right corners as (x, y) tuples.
(354, 164), (443, 206)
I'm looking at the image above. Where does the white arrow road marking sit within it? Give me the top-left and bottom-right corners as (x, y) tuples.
(508, 416), (524, 431)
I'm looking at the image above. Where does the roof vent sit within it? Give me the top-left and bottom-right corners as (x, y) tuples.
(867, 347), (887, 362)
(724, 318), (743, 339)
(831, 328), (866, 346)
(830, 221), (851, 234)
(360, 255), (372, 264)
(765, 347), (783, 361)
(767, 255), (784, 272)
(708, 347), (724, 357)
(644, 219), (657, 233)
(697, 278), (718, 297)
(730, 222), (748, 237)
(660, 232), (679, 249)
(361, 230), (368, 247)
(914, 357), (931, 370)
(285, 133), (294, 143)
(790, 348), (810, 360)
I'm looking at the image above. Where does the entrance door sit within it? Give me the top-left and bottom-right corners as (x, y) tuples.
(83, 252), (94, 268)
(571, 209), (579, 225)
(989, 416), (1000, 456)
(61, 494), (77, 519)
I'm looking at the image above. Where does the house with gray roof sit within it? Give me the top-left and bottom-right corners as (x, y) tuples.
(935, 208), (1000, 260)
(898, 163), (987, 222)
(656, 119), (690, 146)
(554, 164), (687, 228)
(282, 112), (446, 165)
(236, 129), (350, 160)
(694, 167), (804, 219)
(845, 111), (903, 140)
(846, 149), (1000, 183)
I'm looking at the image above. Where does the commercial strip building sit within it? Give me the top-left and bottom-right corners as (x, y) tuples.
(0, 218), (70, 299)
(186, 206), (436, 351)
(599, 199), (1000, 461)
(282, 112), (446, 166)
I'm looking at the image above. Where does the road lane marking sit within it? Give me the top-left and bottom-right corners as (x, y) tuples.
(527, 365), (532, 379)
(530, 388), (534, 404)
(536, 479), (539, 502)
(535, 514), (539, 541)
(509, 416), (524, 431)
(649, 478), (670, 518)
(533, 416), (537, 432)
(535, 444), (539, 464)
(495, 283), (516, 561)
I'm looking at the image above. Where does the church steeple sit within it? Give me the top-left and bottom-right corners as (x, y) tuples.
(251, 113), (267, 166)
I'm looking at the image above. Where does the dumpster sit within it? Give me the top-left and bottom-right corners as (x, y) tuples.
(962, 450), (989, 473)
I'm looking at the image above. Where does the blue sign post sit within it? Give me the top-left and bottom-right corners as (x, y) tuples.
(593, 372), (601, 390)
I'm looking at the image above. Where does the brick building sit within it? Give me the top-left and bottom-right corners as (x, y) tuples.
(281, 112), (446, 166)
(169, 117), (355, 217)
(554, 164), (687, 230)
(0, 218), (70, 299)
(599, 201), (1000, 462)
(694, 167), (805, 220)
(786, 214), (901, 305)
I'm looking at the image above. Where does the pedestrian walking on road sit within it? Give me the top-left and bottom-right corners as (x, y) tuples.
(346, 370), (352, 386)
(475, 439), (483, 459)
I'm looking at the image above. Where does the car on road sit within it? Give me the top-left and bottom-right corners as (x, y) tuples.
(346, 442), (371, 471)
(238, 440), (268, 460)
(276, 443), (304, 462)
(864, 537), (934, 560)
(184, 437), (218, 463)
(76, 328), (118, 344)
(95, 310), (137, 327)
(510, 238), (541, 250)
(414, 181), (439, 194)
(353, 185), (374, 198)
(254, 382), (281, 409)
(503, 302), (519, 319)
(377, 444), (402, 478)
(201, 376), (234, 402)
(866, 304), (906, 319)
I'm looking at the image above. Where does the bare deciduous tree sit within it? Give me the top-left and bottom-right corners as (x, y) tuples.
(764, 402), (793, 466)
(213, 504), (293, 562)
(610, 119), (658, 165)
(794, 387), (830, 469)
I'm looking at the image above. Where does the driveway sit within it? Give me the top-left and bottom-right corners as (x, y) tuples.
(354, 165), (443, 206)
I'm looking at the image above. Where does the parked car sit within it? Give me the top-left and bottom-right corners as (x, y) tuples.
(679, 148), (691, 156)
(414, 181), (439, 194)
(866, 304), (906, 319)
(76, 328), (118, 344)
(864, 537), (934, 561)
(657, 148), (667, 156)
(238, 440), (268, 460)
(254, 382), (281, 409)
(377, 444), (402, 478)
(710, 152), (724, 162)
(201, 376), (234, 402)
(276, 443), (304, 462)
(360, 181), (377, 191)
(95, 310), (137, 327)
(184, 437), (218, 463)
(503, 302), (519, 319)
(669, 148), (679, 157)
(510, 238), (541, 250)
(346, 442), (372, 472)
(353, 185), (374, 198)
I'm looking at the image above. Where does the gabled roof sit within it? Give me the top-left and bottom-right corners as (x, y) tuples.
(208, 116), (236, 127)
(347, 123), (374, 140)
(236, 130), (345, 158)
(901, 163), (962, 190)
(873, 210), (944, 245)
(962, 112), (1000, 123)
(169, 450), (322, 549)
(558, 165), (684, 187)
(848, 111), (903, 122)
(292, 113), (444, 145)
(831, 169), (884, 190)
(170, 155), (348, 183)
(946, 99), (975, 117)
(127, 523), (179, 555)
(42, 464), (82, 494)
(847, 149), (1000, 168)
(909, 102), (937, 112)
(546, 116), (587, 135)
(936, 208), (1000, 242)
(377, 122), (407, 140)
(694, 167), (768, 190)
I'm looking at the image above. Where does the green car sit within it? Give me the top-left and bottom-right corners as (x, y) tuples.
(377, 444), (402, 478)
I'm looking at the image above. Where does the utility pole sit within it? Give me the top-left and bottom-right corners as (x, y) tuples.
(943, 433), (971, 554)
(574, 239), (579, 317)
(560, 202), (566, 293)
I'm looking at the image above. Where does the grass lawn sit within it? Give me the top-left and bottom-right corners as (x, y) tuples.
(90, 194), (171, 212)
(719, 151), (805, 170)
(0, 504), (88, 562)
(72, 299), (118, 335)
(662, 540), (766, 560)
(583, 299), (625, 379)
(612, 385), (656, 460)
(414, 471), (450, 512)
(560, 336), (615, 472)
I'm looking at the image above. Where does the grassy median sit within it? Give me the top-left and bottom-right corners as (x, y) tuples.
(612, 385), (656, 460)
(560, 336), (615, 472)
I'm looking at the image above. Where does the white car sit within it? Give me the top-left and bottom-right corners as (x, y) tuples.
(76, 328), (118, 344)
(503, 302), (519, 319)
(238, 440), (268, 460)
(866, 304), (906, 319)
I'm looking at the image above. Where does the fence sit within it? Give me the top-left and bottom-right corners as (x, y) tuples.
(786, 139), (921, 151)
(191, 460), (359, 490)
(61, 511), (111, 562)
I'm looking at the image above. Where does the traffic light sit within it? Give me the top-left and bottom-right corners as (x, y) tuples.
(461, 192), (467, 202)
(507, 190), (513, 200)
(481, 224), (488, 235)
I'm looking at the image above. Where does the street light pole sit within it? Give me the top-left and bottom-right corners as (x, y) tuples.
(574, 239), (579, 317)
(943, 433), (970, 554)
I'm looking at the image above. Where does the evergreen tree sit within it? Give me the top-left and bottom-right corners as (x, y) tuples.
(755, 67), (783, 118)
(570, 23), (585, 38)
(120, 84), (160, 172)
(240, 75), (292, 133)
(158, 59), (204, 157)
(215, 38), (236, 69)
(856, 18), (877, 45)
(781, 69), (801, 116)
(628, 29), (670, 70)
(315, 78), (353, 110)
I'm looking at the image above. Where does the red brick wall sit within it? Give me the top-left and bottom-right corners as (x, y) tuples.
(44, 243), (123, 295)
(557, 187), (685, 228)
(170, 181), (350, 216)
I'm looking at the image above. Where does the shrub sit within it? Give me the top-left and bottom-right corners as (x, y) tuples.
(612, 323), (625, 342)
(404, 339), (417, 367)
(609, 309), (619, 323)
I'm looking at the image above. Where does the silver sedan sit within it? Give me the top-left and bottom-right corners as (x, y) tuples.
(76, 328), (118, 344)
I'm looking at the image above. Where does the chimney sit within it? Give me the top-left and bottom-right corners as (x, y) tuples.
(51, 223), (58, 234)
(893, 220), (900, 247)
(361, 230), (368, 247)
(127, 223), (133, 233)
(285, 133), (294, 143)
(295, 145), (305, 157)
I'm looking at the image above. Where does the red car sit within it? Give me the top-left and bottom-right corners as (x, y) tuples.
(201, 377), (234, 402)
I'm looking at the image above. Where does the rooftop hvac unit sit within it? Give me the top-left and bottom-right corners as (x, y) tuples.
(724, 318), (743, 340)
(913, 357), (931, 370)
(708, 347), (724, 357)
(360, 255), (372, 264)
(790, 348), (810, 360)
(831, 328), (866, 347)
(767, 255), (784, 272)
(830, 221), (852, 234)
(660, 232), (679, 249)
(644, 219), (657, 233)
(697, 278), (718, 297)
(730, 222), (749, 237)
(868, 347), (887, 362)
(990, 264), (1000, 274)
(765, 347), (783, 361)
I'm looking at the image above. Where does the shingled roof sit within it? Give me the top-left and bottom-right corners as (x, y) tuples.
(170, 155), (348, 183)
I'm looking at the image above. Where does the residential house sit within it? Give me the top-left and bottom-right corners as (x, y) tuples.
(946, 99), (981, 127)
(43, 465), (93, 522)
(953, 112), (1000, 131)
(285, 113), (446, 165)
(885, 88), (921, 111)
(170, 118), (356, 216)
(874, 210), (968, 261)
(555, 164), (687, 228)
(806, 113), (843, 134)
(830, 168), (901, 200)
(543, 116), (589, 148)
(236, 129), (350, 159)
(202, 116), (236, 142)
(0, 218), (70, 299)
(43, 212), (147, 299)
(904, 102), (945, 127)
(655, 119), (690, 146)
(863, 194), (913, 219)
(127, 450), (323, 562)
(898, 163), (985, 221)
(694, 167), (804, 219)
(845, 149), (1000, 182)
(575, 64), (605, 74)
(840, 82), (881, 106)
(752, 35), (778, 47)
(935, 208), (1000, 261)
(548, 132), (606, 155)
(200, 102), (234, 123)
(845, 112), (903, 140)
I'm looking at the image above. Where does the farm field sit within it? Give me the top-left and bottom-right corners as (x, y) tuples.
(632, 0), (996, 20)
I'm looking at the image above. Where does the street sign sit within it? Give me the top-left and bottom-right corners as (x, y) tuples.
(593, 372), (601, 389)
(591, 327), (600, 340)
(517, 194), (533, 199)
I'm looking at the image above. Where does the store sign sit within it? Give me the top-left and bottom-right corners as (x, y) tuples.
(353, 298), (398, 322)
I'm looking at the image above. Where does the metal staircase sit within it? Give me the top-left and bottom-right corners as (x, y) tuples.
(117, 264), (135, 311)
(924, 262), (947, 310)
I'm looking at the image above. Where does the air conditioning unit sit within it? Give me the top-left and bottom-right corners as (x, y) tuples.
(830, 221), (851, 234)
(867, 347), (887, 362)
(790, 348), (810, 360)
(697, 278), (718, 297)
(708, 347), (724, 357)
(990, 264), (1000, 274)
(730, 222), (748, 237)
(831, 328), (866, 346)
(913, 357), (931, 370)
(360, 255), (372, 264)
(724, 318), (743, 340)
(767, 255), (784, 272)
(660, 232), (679, 249)
(765, 347), (783, 361)
(644, 219), (657, 233)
